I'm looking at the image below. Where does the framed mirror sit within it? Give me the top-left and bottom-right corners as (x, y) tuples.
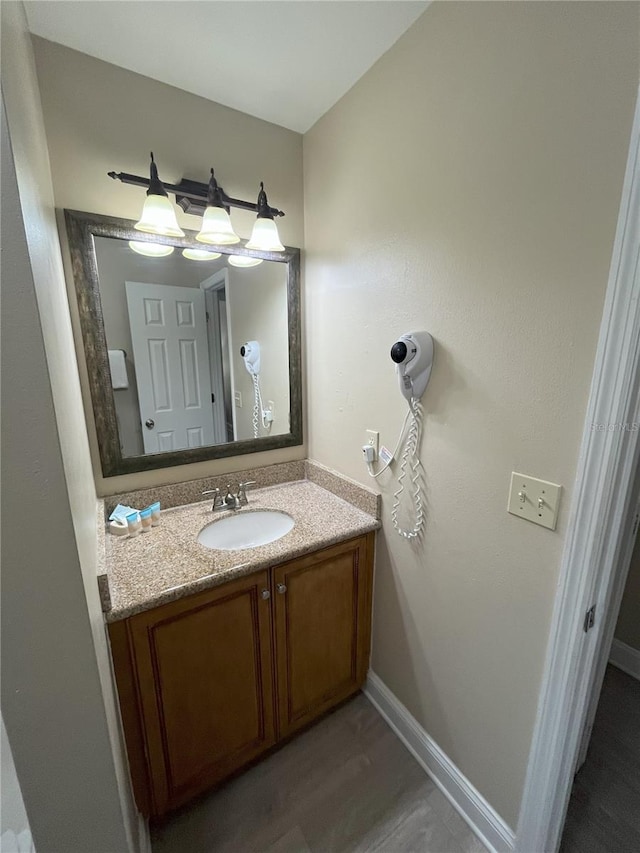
(65, 210), (302, 477)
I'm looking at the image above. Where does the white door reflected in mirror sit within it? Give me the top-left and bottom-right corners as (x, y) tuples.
(126, 281), (217, 453)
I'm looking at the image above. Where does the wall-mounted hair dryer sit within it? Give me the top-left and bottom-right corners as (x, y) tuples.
(363, 331), (434, 542)
(390, 331), (434, 401)
(240, 341), (261, 376)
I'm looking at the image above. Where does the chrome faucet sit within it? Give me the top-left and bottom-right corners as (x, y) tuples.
(202, 481), (256, 511)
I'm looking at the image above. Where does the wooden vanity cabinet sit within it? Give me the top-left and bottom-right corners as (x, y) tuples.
(109, 533), (374, 818)
(273, 536), (374, 738)
(109, 570), (276, 817)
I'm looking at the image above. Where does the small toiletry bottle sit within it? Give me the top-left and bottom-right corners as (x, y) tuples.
(126, 511), (142, 537)
(149, 501), (161, 527)
(139, 507), (153, 533)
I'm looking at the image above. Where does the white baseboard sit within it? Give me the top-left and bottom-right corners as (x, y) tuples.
(610, 638), (640, 681)
(138, 814), (152, 853)
(364, 672), (515, 853)
(0, 828), (35, 853)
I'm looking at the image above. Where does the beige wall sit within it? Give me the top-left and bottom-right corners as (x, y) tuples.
(1, 4), (139, 850)
(32, 36), (305, 495)
(616, 536), (640, 650)
(304, 0), (639, 828)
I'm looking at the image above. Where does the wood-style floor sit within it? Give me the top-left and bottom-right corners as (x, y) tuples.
(151, 693), (487, 853)
(560, 665), (640, 853)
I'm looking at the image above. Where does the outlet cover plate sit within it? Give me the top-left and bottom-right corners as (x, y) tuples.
(508, 472), (562, 530)
(365, 430), (379, 456)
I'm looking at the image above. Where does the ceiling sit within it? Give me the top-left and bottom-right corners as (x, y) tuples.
(24, 1), (429, 133)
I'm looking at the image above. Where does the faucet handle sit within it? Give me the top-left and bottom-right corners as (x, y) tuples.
(202, 487), (223, 510)
(237, 481), (256, 505)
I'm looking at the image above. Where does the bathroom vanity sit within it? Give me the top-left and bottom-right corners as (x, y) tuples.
(101, 470), (379, 819)
(68, 199), (380, 820)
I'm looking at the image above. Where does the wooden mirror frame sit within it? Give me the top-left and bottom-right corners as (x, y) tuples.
(64, 209), (302, 477)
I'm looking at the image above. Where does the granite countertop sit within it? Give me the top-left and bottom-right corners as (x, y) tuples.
(102, 480), (380, 622)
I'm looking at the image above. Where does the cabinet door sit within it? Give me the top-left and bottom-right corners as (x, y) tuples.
(273, 534), (374, 738)
(127, 571), (275, 816)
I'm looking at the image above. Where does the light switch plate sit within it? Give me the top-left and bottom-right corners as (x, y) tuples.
(508, 472), (562, 530)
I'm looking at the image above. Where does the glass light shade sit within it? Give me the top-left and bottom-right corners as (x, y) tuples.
(228, 255), (264, 268)
(245, 217), (285, 252)
(128, 240), (175, 258)
(182, 248), (222, 261)
(134, 194), (185, 237)
(196, 206), (240, 245)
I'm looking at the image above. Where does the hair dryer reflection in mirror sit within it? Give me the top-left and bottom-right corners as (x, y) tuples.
(241, 341), (274, 438)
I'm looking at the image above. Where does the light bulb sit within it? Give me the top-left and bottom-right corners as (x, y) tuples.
(134, 194), (185, 238)
(228, 255), (264, 268)
(245, 218), (285, 252)
(134, 152), (185, 237)
(129, 240), (175, 258)
(196, 206), (240, 245)
(182, 248), (222, 261)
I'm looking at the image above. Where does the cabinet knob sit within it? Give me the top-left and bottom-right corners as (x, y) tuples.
(276, 583), (287, 595)
(261, 589), (271, 600)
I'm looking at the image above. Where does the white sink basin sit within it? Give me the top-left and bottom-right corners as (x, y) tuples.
(197, 510), (295, 551)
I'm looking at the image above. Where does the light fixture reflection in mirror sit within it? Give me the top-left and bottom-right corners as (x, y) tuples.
(128, 240), (175, 258)
(228, 255), (264, 268)
(182, 248), (222, 261)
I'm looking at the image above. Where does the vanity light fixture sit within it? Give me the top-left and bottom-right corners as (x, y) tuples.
(128, 240), (175, 258)
(109, 154), (286, 248)
(245, 182), (285, 252)
(228, 255), (264, 268)
(132, 153), (185, 238)
(182, 248), (222, 261)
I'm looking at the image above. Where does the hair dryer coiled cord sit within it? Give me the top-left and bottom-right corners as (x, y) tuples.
(391, 398), (425, 540)
(251, 373), (261, 438)
(251, 373), (273, 439)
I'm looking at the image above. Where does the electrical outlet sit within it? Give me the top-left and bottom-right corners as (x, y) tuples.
(263, 400), (275, 423)
(508, 472), (562, 530)
(234, 391), (243, 408)
(365, 430), (379, 459)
